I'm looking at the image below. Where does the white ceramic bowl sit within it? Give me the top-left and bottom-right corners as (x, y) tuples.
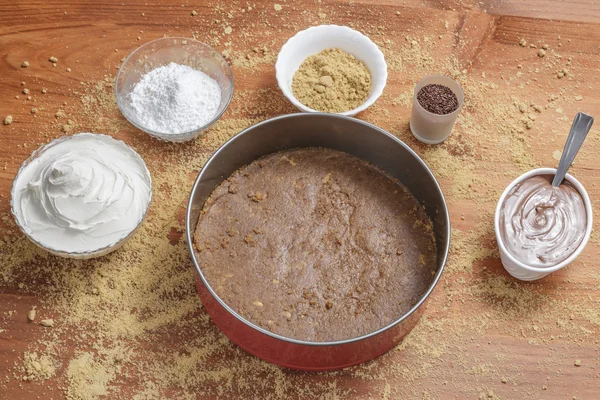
(494, 168), (592, 281)
(275, 25), (387, 116)
(10, 133), (152, 259)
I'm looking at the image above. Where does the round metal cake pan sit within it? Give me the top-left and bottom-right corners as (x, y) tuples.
(186, 113), (450, 371)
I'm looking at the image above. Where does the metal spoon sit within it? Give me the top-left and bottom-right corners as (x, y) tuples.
(552, 112), (594, 186)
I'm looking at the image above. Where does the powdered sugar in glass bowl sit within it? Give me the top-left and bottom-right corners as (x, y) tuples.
(115, 37), (234, 142)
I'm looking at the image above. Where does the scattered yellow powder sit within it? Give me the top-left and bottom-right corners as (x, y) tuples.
(392, 90), (413, 107)
(552, 150), (562, 160)
(74, 77), (129, 134)
(40, 319), (54, 327)
(291, 48), (372, 113)
(27, 307), (36, 321)
(21, 352), (57, 381)
(67, 352), (117, 399)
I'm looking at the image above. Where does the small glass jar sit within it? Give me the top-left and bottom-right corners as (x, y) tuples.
(410, 75), (464, 144)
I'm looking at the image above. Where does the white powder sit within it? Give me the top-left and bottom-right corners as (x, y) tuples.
(130, 62), (221, 134)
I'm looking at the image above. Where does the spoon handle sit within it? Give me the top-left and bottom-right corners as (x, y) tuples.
(552, 112), (594, 186)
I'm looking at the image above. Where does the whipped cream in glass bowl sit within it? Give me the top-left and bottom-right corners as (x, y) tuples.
(10, 133), (152, 259)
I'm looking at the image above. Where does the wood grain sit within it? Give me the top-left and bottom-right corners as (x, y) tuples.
(1, 1), (600, 399)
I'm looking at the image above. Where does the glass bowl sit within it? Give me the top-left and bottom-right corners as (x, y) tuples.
(10, 133), (152, 259)
(115, 37), (234, 143)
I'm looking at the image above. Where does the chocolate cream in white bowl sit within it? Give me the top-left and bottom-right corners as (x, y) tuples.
(499, 174), (587, 268)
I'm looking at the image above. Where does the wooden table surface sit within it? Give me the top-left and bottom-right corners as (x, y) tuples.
(1, 1), (600, 399)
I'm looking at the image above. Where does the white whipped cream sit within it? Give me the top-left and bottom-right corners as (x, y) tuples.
(11, 133), (152, 254)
